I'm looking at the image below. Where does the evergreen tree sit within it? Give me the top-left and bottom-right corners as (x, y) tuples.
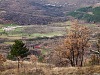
(10, 40), (29, 71)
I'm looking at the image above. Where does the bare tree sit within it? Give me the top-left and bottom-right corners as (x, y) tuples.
(54, 21), (90, 67)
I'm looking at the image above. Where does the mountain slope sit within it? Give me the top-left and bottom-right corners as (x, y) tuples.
(0, 0), (66, 25)
(0, 0), (100, 25)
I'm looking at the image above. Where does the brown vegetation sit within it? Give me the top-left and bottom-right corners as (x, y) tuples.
(52, 21), (90, 67)
(0, 54), (6, 71)
(0, 60), (100, 75)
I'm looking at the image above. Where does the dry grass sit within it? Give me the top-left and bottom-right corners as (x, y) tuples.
(0, 60), (100, 75)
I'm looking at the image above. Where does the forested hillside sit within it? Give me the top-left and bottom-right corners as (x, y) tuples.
(68, 4), (100, 23)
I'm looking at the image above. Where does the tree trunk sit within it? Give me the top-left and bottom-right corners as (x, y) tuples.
(80, 48), (84, 67)
(69, 58), (75, 67)
(75, 51), (79, 66)
(70, 47), (75, 67)
(17, 57), (20, 73)
(80, 54), (83, 67)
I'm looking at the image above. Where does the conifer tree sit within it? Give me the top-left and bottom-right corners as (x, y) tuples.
(10, 40), (29, 71)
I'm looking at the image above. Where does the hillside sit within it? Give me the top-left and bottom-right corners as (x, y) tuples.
(36, 0), (100, 9)
(67, 4), (100, 23)
(0, 0), (66, 25)
(0, 60), (100, 75)
(0, 0), (100, 25)
(42, 0), (100, 11)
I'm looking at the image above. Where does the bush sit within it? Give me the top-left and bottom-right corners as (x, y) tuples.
(0, 54), (6, 71)
(89, 55), (100, 65)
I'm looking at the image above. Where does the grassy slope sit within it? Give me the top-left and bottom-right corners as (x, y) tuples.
(0, 60), (100, 75)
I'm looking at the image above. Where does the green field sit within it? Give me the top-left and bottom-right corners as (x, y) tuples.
(0, 21), (98, 41)
(0, 23), (67, 41)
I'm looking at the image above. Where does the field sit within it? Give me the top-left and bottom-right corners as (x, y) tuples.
(0, 23), (66, 40)
(0, 60), (100, 75)
(0, 22), (70, 45)
(0, 21), (100, 45)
